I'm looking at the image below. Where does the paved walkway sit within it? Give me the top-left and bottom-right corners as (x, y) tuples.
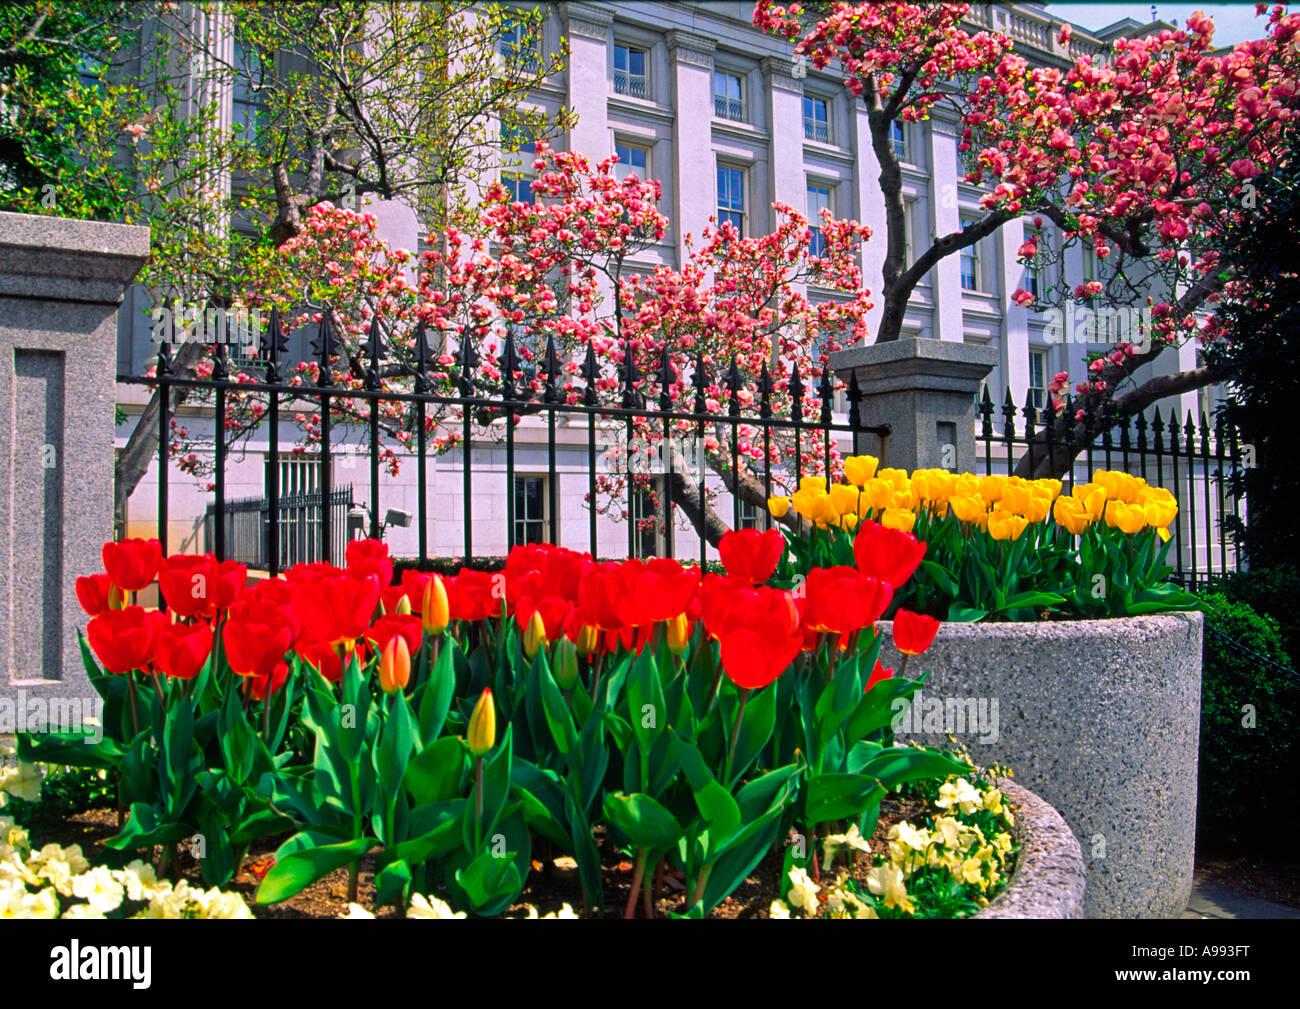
(1181, 881), (1300, 919)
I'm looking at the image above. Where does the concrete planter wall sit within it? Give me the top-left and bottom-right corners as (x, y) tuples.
(975, 778), (1085, 919)
(877, 612), (1203, 919)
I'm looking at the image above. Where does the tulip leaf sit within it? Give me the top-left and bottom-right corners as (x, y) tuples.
(404, 736), (468, 806)
(804, 772), (885, 825)
(858, 746), (973, 792)
(625, 648), (666, 773)
(256, 833), (378, 904)
(197, 807), (235, 887)
(603, 792), (682, 853)
(844, 673), (926, 743)
(537, 655), (579, 757)
(374, 857), (413, 907)
(451, 850), (523, 914)
(727, 682), (776, 786)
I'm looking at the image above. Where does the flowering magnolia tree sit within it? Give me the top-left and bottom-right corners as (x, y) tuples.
(186, 143), (875, 546)
(755, 1), (1300, 478)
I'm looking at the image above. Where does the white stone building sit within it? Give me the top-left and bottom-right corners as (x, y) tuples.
(113, 2), (1219, 568)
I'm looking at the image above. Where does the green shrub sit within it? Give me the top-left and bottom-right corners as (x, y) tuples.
(1196, 592), (1300, 851)
(1212, 566), (1300, 662)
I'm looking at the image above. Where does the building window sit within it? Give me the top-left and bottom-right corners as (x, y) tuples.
(1082, 245), (1098, 284)
(890, 120), (906, 161)
(1024, 228), (1045, 300)
(717, 163), (746, 235)
(500, 119), (536, 204)
(232, 37), (266, 142)
(1028, 349), (1047, 411)
(807, 182), (831, 258)
(630, 478), (663, 558)
(514, 475), (548, 545)
(738, 499), (763, 530)
(614, 44), (648, 99)
(903, 199), (915, 268)
(960, 218), (979, 291)
(500, 13), (540, 73)
(713, 70), (744, 121)
(803, 95), (830, 143)
(614, 140), (649, 181)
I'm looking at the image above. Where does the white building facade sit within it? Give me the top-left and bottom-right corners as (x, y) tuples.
(113, 2), (1215, 567)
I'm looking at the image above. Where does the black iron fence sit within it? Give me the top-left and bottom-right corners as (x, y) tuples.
(203, 487), (354, 571)
(119, 312), (891, 575)
(976, 387), (1243, 590)
(120, 312), (1245, 586)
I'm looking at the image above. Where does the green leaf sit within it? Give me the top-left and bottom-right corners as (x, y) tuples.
(403, 736), (468, 805)
(256, 833), (377, 904)
(804, 772), (885, 825)
(452, 850), (523, 913)
(603, 791), (682, 853)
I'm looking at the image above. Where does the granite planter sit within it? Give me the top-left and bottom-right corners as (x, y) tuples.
(877, 612), (1203, 919)
(975, 778), (1085, 919)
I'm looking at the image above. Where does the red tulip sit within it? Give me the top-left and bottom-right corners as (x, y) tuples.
(718, 528), (784, 585)
(246, 662), (290, 701)
(158, 554), (215, 618)
(445, 568), (500, 623)
(865, 659), (895, 693)
(102, 538), (162, 592)
(378, 636), (411, 694)
(154, 622), (214, 679)
(294, 571), (382, 646)
(223, 617), (293, 680)
(365, 613), (423, 658)
(852, 520), (927, 590)
(296, 639), (367, 683)
(718, 622), (803, 690)
(802, 567), (893, 635)
(346, 538), (393, 586)
(576, 562), (624, 631)
(893, 609), (941, 656)
(86, 606), (162, 673)
(75, 574), (114, 617)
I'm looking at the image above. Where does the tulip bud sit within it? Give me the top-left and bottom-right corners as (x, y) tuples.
(666, 613), (690, 655)
(575, 624), (599, 657)
(108, 583), (125, 610)
(378, 636), (411, 694)
(395, 594), (412, 616)
(467, 688), (495, 756)
(554, 635), (579, 689)
(422, 574), (449, 635)
(523, 610), (546, 659)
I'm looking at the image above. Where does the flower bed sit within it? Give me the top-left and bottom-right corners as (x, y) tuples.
(21, 526), (996, 918)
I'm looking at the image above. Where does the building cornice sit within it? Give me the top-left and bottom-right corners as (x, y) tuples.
(559, 2), (613, 42)
(665, 29), (715, 69)
(760, 55), (803, 95)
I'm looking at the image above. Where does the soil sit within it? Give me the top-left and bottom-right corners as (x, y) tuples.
(1194, 855), (1300, 911)
(28, 795), (934, 919)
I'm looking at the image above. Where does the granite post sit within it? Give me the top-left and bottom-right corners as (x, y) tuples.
(0, 212), (149, 737)
(830, 339), (996, 473)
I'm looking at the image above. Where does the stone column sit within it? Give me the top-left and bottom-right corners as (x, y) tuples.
(666, 29), (715, 264)
(561, 3), (613, 158)
(761, 56), (804, 211)
(0, 212), (149, 730)
(830, 339), (996, 473)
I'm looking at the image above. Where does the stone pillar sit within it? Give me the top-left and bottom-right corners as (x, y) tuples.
(0, 212), (149, 729)
(830, 339), (996, 473)
(928, 115), (965, 343)
(666, 29), (715, 264)
(562, 3), (613, 158)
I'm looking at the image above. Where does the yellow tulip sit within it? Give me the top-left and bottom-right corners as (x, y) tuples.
(862, 478), (896, 513)
(844, 455), (879, 487)
(666, 612), (690, 655)
(575, 624), (600, 656)
(829, 483), (859, 517)
(768, 495), (791, 518)
(951, 494), (986, 524)
(881, 507), (916, 533)
(1022, 493), (1052, 524)
(523, 610), (547, 659)
(393, 594), (412, 616)
(840, 512), (859, 532)
(1053, 497), (1091, 536)
(799, 476), (827, 494)
(792, 486), (830, 521)
(467, 688), (496, 756)
(880, 468), (911, 494)
(1105, 500), (1147, 535)
(978, 474), (1007, 504)
(987, 511), (1029, 541)
(421, 574), (450, 635)
(953, 473), (981, 498)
